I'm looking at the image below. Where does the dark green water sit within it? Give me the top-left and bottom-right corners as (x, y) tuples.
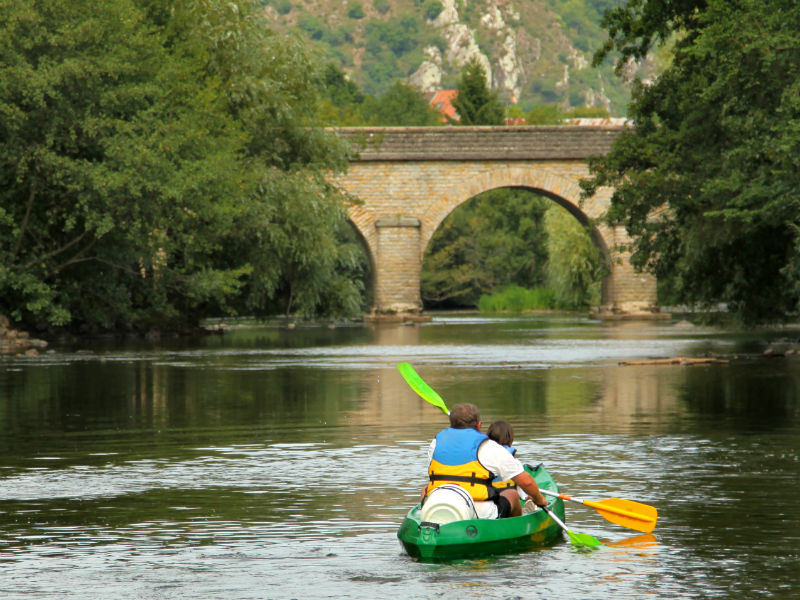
(1, 314), (799, 599)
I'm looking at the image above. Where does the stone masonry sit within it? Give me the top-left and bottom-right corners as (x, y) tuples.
(331, 126), (664, 318)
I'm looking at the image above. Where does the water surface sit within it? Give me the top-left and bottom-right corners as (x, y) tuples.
(1, 314), (799, 598)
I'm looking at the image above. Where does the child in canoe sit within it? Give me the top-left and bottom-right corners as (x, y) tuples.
(488, 420), (539, 514)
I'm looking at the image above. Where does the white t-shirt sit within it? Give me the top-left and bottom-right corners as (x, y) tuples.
(427, 436), (524, 519)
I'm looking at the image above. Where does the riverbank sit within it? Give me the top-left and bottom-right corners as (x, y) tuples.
(0, 315), (48, 356)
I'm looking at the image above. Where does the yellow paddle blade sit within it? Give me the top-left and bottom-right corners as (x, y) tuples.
(584, 498), (658, 534)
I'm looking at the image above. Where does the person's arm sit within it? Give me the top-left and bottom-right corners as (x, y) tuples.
(511, 470), (547, 507)
(479, 440), (548, 506)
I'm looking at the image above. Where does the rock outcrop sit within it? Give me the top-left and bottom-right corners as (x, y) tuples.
(0, 316), (48, 356)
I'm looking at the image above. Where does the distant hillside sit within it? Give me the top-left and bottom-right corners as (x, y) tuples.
(261, 0), (654, 116)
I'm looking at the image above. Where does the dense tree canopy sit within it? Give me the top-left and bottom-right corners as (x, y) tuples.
(0, 0), (361, 331)
(318, 64), (439, 126)
(585, 0), (800, 322)
(421, 189), (550, 307)
(421, 189), (605, 309)
(451, 58), (505, 125)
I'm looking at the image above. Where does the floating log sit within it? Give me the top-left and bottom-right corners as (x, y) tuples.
(619, 356), (729, 366)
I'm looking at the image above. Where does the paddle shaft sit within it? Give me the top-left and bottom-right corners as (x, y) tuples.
(542, 506), (569, 531)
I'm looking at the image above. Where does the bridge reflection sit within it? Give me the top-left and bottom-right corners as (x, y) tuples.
(347, 322), (683, 434)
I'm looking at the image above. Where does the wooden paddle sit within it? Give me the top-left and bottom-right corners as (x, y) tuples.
(540, 489), (657, 534)
(397, 362), (450, 415)
(541, 506), (602, 548)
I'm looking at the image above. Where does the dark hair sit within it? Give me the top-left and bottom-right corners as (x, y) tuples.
(487, 420), (514, 446)
(449, 403), (480, 429)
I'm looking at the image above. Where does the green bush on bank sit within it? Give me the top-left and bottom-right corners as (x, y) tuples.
(478, 285), (558, 312)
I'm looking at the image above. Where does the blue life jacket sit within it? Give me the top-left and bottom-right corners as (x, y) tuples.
(427, 427), (497, 501)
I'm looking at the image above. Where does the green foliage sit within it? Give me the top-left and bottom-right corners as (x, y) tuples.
(451, 58), (505, 125)
(317, 64), (437, 126)
(357, 15), (435, 95)
(585, 0), (800, 323)
(525, 103), (609, 124)
(424, 0), (443, 20)
(273, 0), (292, 15)
(543, 206), (606, 308)
(278, 0), (633, 114)
(321, 63), (366, 107)
(347, 2), (365, 19)
(549, 0), (619, 54)
(322, 25), (354, 46)
(361, 81), (440, 125)
(526, 104), (567, 124)
(0, 0), (360, 331)
(373, 0), (391, 14)
(594, 0), (705, 69)
(566, 105), (610, 119)
(422, 188), (606, 311)
(364, 16), (421, 56)
(478, 285), (557, 312)
(421, 189), (549, 307)
(297, 13), (325, 39)
(506, 104), (526, 120)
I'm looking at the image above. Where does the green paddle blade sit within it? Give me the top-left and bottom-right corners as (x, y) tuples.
(566, 529), (603, 548)
(544, 506), (603, 549)
(397, 362), (450, 415)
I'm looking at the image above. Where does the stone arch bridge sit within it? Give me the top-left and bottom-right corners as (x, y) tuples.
(331, 126), (664, 319)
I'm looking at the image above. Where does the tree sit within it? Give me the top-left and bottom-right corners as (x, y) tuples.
(421, 189), (549, 307)
(451, 58), (505, 125)
(318, 65), (440, 126)
(544, 207), (606, 308)
(362, 81), (440, 125)
(0, 0), (359, 331)
(584, 0), (800, 323)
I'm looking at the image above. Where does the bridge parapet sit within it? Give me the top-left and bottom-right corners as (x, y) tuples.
(334, 125), (623, 161)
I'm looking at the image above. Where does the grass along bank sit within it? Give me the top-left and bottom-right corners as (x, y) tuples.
(478, 285), (569, 312)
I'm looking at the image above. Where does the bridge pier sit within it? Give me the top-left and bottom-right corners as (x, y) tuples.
(373, 216), (423, 313)
(592, 224), (668, 319)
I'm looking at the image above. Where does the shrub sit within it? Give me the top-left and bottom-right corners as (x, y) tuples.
(274, 0), (292, 14)
(478, 285), (557, 312)
(373, 0), (391, 14)
(347, 2), (365, 19)
(297, 14), (325, 39)
(424, 0), (443, 20)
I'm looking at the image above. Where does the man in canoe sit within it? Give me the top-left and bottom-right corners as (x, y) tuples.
(424, 403), (548, 519)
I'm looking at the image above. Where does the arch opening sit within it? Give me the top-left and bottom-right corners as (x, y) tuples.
(421, 185), (610, 312)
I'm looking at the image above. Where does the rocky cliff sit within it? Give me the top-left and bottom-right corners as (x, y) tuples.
(262, 0), (653, 114)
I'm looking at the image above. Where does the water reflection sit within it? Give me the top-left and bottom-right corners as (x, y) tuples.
(1, 315), (799, 598)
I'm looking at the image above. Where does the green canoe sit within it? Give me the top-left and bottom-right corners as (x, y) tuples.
(397, 464), (566, 561)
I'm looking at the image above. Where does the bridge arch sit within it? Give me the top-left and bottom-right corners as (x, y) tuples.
(420, 167), (611, 263)
(332, 126), (665, 319)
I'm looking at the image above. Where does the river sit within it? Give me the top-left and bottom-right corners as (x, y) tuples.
(1, 313), (798, 599)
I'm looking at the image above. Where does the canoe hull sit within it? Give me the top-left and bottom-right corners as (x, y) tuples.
(397, 464), (566, 561)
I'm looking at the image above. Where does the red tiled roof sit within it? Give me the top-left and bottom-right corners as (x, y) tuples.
(429, 89), (459, 123)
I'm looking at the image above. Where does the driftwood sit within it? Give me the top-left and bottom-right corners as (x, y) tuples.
(619, 356), (728, 366)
